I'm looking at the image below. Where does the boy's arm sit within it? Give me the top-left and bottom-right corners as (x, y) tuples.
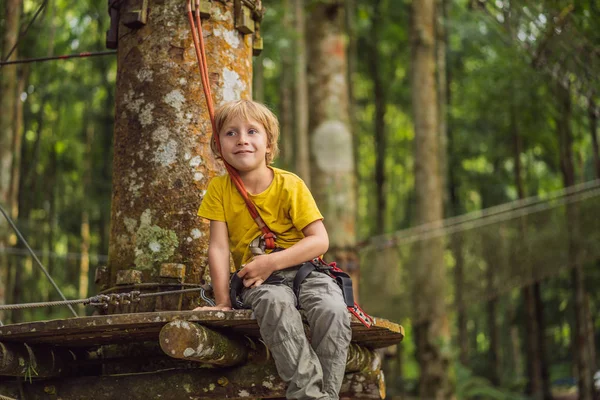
(237, 219), (329, 288)
(194, 220), (232, 310)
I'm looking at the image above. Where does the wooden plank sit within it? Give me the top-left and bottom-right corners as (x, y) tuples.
(0, 310), (404, 349)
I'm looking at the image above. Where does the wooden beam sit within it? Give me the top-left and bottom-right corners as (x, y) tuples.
(159, 321), (382, 374)
(0, 342), (76, 378)
(0, 362), (385, 399)
(0, 310), (404, 349)
(159, 320), (264, 366)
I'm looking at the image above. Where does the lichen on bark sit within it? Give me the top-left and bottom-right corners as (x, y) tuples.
(133, 210), (179, 271)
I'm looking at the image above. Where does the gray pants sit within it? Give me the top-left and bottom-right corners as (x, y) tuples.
(242, 266), (352, 400)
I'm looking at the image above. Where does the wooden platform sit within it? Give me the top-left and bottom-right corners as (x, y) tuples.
(0, 310), (404, 349)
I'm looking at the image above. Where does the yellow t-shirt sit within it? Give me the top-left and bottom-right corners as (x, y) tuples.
(198, 167), (323, 268)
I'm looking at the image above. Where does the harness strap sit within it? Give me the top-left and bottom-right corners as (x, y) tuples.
(292, 262), (317, 308)
(292, 261), (374, 328)
(229, 270), (286, 309)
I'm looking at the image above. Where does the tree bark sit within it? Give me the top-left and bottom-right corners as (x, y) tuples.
(160, 321), (255, 366)
(0, 0), (21, 209)
(0, 0), (22, 322)
(160, 320), (382, 374)
(109, 0), (254, 307)
(557, 84), (594, 400)
(368, 0), (387, 235)
(410, 1), (451, 398)
(306, 1), (360, 301)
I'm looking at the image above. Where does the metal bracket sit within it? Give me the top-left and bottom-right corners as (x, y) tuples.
(106, 0), (121, 49)
(122, 0), (149, 29)
(235, 0), (255, 34)
(252, 20), (263, 56)
(189, 0), (211, 19)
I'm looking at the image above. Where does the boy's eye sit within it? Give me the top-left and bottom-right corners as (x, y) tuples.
(225, 131), (236, 136)
(248, 129), (258, 135)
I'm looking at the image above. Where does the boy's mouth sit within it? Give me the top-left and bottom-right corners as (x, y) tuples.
(234, 150), (253, 154)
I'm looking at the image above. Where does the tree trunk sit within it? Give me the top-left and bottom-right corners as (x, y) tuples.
(294, 0), (310, 186)
(109, 0), (256, 308)
(252, 55), (264, 103)
(0, 0), (21, 209)
(279, 0), (294, 171)
(43, 142), (57, 318)
(9, 66), (28, 220)
(410, 1), (451, 398)
(436, 0), (449, 211)
(368, 0), (387, 235)
(345, 0), (359, 198)
(98, 60), (114, 257)
(306, 1), (360, 301)
(483, 202), (500, 386)
(445, 0), (468, 368)
(534, 282), (552, 400)
(79, 120), (94, 312)
(0, 0), (22, 322)
(590, 102), (600, 179)
(557, 84), (594, 400)
(480, 174), (502, 387)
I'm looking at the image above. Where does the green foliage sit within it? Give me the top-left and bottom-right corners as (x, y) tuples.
(456, 364), (530, 400)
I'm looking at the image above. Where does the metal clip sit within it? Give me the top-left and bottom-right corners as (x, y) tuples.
(106, 0), (121, 49)
(249, 233), (276, 256)
(88, 294), (111, 309)
(120, 292), (132, 305)
(131, 291), (141, 303)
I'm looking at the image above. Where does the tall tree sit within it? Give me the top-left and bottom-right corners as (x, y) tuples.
(410, 1), (451, 398)
(0, 0), (22, 321)
(279, 0), (294, 171)
(367, 0), (387, 235)
(556, 84), (594, 400)
(0, 0), (21, 208)
(306, 0), (360, 300)
(294, 0), (310, 186)
(590, 102), (600, 179)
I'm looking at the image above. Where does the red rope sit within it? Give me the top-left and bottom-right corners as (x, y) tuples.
(187, 1), (275, 249)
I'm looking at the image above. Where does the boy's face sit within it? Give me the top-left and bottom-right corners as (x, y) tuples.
(218, 115), (270, 173)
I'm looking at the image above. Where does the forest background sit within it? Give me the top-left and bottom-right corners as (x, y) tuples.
(1, 0), (599, 399)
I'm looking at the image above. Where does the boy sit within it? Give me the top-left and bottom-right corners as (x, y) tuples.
(194, 100), (352, 400)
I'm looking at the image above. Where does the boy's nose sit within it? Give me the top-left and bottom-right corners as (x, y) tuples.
(237, 133), (249, 144)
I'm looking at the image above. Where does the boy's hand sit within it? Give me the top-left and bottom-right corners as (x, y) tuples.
(238, 255), (276, 288)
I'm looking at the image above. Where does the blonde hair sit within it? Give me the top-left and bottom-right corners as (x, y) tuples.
(211, 100), (280, 165)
